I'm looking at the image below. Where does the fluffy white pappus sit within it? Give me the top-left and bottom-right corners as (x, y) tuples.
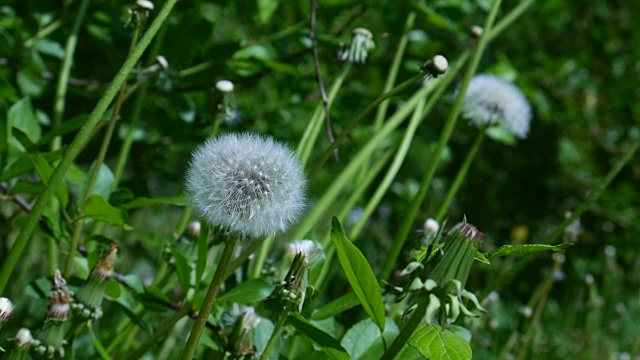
(461, 74), (532, 139)
(186, 133), (306, 238)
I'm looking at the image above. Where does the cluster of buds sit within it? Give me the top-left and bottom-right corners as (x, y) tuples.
(402, 222), (487, 326)
(338, 28), (375, 64)
(72, 245), (118, 320)
(224, 304), (261, 357)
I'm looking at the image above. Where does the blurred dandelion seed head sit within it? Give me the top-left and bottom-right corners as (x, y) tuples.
(338, 27), (375, 64)
(461, 74), (532, 139)
(186, 133), (306, 238)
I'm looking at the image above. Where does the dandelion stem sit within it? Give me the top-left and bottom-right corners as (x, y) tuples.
(381, 292), (429, 360)
(130, 304), (191, 360)
(182, 235), (239, 359)
(435, 130), (486, 222)
(0, 0), (180, 294)
(378, 0), (503, 280)
(259, 304), (292, 360)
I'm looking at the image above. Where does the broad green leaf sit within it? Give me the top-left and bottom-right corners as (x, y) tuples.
(341, 318), (399, 360)
(8, 97), (41, 146)
(486, 126), (516, 146)
(311, 292), (360, 320)
(408, 324), (471, 360)
(16, 51), (47, 97)
(120, 196), (188, 210)
(287, 312), (350, 360)
(30, 153), (69, 208)
(330, 216), (385, 332)
(0, 150), (63, 181)
(78, 162), (114, 208)
(474, 251), (490, 264)
(217, 279), (273, 304)
(256, 0), (279, 24)
(83, 194), (129, 227)
(484, 243), (574, 258)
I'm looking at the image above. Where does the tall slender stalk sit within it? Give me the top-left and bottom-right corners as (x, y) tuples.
(378, 0), (503, 280)
(435, 130), (486, 222)
(182, 236), (240, 359)
(0, 0), (181, 294)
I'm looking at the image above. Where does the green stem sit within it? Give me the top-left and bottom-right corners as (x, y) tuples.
(63, 24), (142, 278)
(250, 236), (274, 279)
(259, 306), (290, 360)
(381, 292), (429, 360)
(0, 0), (180, 294)
(182, 236), (239, 359)
(24, 19), (64, 49)
(435, 130), (486, 222)
(130, 304), (192, 360)
(378, 0), (503, 280)
(350, 93), (427, 240)
(308, 72), (424, 179)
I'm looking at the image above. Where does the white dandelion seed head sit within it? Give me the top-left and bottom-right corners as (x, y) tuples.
(216, 80), (234, 93)
(287, 240), (315, 258)
(186, 133), (306, 238)
(461, 74), (532, 139)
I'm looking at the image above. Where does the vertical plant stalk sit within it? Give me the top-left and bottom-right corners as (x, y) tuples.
(309, 0), (337, 159)
(182, 236), (239, 359)
(434, 130), (486, 222)
(379, 0), (503, 280)
(0, 0), (181, 294)
(46, 0), (90, 276)
(130, 304), (191, 360)
(357, 12), (416, 183)
(63, 22), (142, 278)
(381, 292), (429, 360)
(259, 305), (292, 360)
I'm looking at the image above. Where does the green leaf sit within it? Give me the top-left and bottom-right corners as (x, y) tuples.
(485, 126), (516, 146)
(330, 216), (385, 332)
(171, 248), (193, 296)
(83, 194), (129, 227)
(311, 292), (360, 320)
(120, 196), (188, 210)
(407, 324), (471, 360)
(341, 318), (399, 360)
(30, 153), (69, 208)
(8, 97), (42, 146)
(217, 279), (274, 304)
(484, 243), (574, 258)
(78, 162), (114, 208)
(38, 115), (88, 146)
(474, 251), (490, 264)
(287, 312), (350, 360)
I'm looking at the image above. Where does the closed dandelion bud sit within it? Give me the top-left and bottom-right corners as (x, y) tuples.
(470, 25), (483, 38)
(428, 222), (483, 288)
(461, 74), (532, 139)
(74, 245), (118, 320)
(12, 328), (34, 348)
(338, 27), (375, 64)
(267, 253), (310, 313)
(227, 306), (260, 357)
(0, 297), (13, 325)
(421, 55), (448, 78)
(186, 133), (306, 239)
(47, 270), (71, 321)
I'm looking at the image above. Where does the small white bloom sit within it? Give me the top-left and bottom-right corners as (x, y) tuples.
(423, 218), (440, 234)
(461, 74), (532, 139)
(338, 28), (375, 64)
(13, 328), (33, 347)
(216, 80), (235, 93)
(186, 133), (306, 238)
(0, 297), (14, 321)
(136, 0), (154, 10)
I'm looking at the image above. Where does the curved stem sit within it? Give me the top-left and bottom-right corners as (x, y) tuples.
(130, 304), (192, 360)
(182, 236), (239, 359)
(378, 0), (503, 280)
(0, 0), (181, 294)
(435, 130), (486, 222)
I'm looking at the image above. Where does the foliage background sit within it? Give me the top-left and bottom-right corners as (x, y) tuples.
(0, 0), (639, 358)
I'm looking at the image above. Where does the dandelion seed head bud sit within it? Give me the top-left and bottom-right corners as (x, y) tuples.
(585, 274), (595, 286)
(13, 328), (33, 347)
(216, 80), (235, 93)
(48, 270), (72, 321)
(136, 0), (154, 10)
(186, 221), (201, 239)
(421, 55), (448, 77)
(92, 244), (117, 281)
(0, 297), (14, 322)
(186, 133), (306, 238)
(470, 25), (483, 38)
(155, 55), (169, 70)
(424, 218), (440, 234)
(461, 74), (532, 139)
(519, 306), (533, 318)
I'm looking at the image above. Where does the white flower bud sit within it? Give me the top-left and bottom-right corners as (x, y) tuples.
(136, 0), (154, 10)
(423, 218), (440, 234)
(216, 80), (235, 93)
(0, 297), (14, 321)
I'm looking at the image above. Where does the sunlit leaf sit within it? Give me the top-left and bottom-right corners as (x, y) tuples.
(408, 324), (471, 360)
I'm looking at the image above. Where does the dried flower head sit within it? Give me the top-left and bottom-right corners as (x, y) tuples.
(186, 133), (306, 238)
(461, 74), (532, 139)
(0, 297), (13, 322)
(48, 270), (72, 321)
(338, 27), (375, 64)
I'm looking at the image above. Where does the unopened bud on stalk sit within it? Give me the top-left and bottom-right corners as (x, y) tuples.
(266, 253), (310, 312)
(48, 270), (72, 321)
(421, 55), (448, 78)
(12, 328), (34, 348)
(0, 297), (14, 325)
(186, 221), (201, 240)
(73, 244), (118, 320)
(423, 218), (440, 234)
(470, 25), (483, 38)
(428, 222), (483, 288)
